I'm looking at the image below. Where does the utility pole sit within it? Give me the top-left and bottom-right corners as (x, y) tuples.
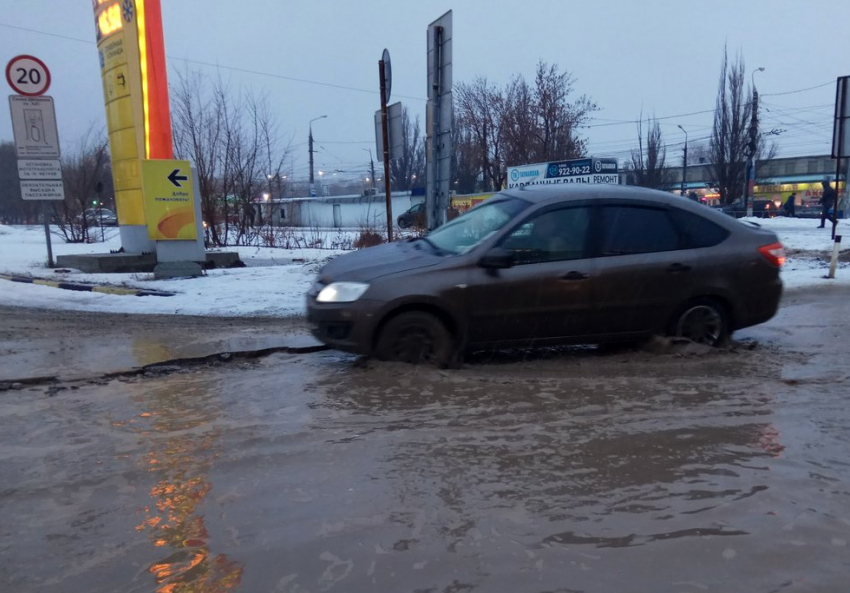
(746, 67), (765, 217)
(678, 125), (688, 196)
(308, 115), (327, 197)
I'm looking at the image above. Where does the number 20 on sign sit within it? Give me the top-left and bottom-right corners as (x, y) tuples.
(5, 55), (51, 96)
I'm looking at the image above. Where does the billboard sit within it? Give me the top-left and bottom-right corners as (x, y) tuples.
(507, 158), (619, 189)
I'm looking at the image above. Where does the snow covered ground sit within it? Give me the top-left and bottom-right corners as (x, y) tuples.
(0, 217), (847, 318)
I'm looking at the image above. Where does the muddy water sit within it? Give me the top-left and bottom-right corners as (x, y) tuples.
(2, 333), (849, 593)
(2, 286), (849, 592)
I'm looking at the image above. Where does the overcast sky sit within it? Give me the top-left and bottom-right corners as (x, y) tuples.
(2, 0), (849, 186)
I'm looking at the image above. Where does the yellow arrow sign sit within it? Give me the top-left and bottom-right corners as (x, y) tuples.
(141, 159), (197, 240)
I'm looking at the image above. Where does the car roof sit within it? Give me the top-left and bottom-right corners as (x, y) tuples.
(497, 184), (746, 229)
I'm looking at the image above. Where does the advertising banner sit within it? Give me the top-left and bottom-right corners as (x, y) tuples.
(507, 157), (619, 189)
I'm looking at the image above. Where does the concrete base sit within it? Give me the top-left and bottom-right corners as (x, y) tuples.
(205, 251), (244, 269)
(56, 251), (242, 274)
(56, 253), (157, 274)
(154, 261), (203, 280)
(119, 225), (156, 254)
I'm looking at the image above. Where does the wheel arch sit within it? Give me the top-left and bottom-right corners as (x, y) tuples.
(668, 293), (736, 335)
(371, 302), (460, 353)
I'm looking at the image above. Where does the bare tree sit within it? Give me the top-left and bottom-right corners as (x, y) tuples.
(502, 62), (597, 166)
(452, 127), (481, 194)
(455, 77), (505, 191)
(390, 107), (425, 191)
(630, 114), (672, 189)
(455, 61), (597, 191)
(707, 47), (775, 205)
(172, 70), (291, 246)
(172, 70), (227, 246)
(53, 129), (111, 243)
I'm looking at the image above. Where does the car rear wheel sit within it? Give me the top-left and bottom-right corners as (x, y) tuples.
(375, 311), (453, 365)
(671, 298), (729, 347)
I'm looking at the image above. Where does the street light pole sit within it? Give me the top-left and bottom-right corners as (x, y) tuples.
(746, 67), (765, 217)
(363, 148), (376, 194)
(677, 125), (688, 197)
(309, 115), (327, 197)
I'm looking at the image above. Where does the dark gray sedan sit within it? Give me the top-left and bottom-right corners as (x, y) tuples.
(307, 185), (784, 364)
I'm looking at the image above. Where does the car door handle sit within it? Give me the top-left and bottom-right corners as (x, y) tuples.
(560, 271), (589, 281)
(666, 263), (692, 273)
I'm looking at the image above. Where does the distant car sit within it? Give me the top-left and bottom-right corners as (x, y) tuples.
(397, 202), (425, 228)
(81, 208), (117, 227)
(307, 185), (785, 365)
(716, 199), (778, 219)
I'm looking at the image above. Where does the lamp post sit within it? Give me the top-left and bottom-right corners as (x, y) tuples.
(677, 125), (688, 197)
(363, 148), (376, 194)
(746, 67), (765, 216)
(308, 115), (327, 197)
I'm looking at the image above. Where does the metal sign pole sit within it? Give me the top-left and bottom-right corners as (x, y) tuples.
(41, 201), (54, 267)
(379, 59), (393, 242)
(831, 76), (850, 239)
(834, 156), (841, 241)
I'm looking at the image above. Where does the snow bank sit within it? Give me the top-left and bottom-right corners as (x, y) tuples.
(0, 221), (847, 317)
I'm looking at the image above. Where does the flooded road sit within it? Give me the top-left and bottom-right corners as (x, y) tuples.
(1, 286), (849, 592)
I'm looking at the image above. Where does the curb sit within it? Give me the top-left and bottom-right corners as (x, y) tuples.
(0, 342), (329, 389)
(0, 274), (175, 297)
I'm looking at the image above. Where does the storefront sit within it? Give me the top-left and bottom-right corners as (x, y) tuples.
(754, 180), (845, 207)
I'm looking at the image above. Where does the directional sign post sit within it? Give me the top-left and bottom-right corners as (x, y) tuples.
(378, 49), (394, 241)
(141, 159), (198, 241)
(7, 55), (61, 267)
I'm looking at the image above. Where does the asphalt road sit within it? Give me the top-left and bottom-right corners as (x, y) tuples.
(1, 285), (848, 592)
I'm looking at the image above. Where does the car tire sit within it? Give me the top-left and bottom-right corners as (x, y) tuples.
(375, 311), (454, 366)
(670, 297), (729, 347)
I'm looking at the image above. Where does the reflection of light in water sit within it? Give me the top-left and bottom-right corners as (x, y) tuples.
(130, 379), (243, 592)
(131, 338), (176, 367)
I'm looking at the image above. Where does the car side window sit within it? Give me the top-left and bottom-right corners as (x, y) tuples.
(600, 205), (679, 255)
(500, 206), (591, 264)
(670, 208), (730, 249)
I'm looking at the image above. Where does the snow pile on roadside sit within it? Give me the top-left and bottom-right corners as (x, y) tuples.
(0, 225), (345, 317)
(0, 220), (848, 317)
(737, 216), (843, 252)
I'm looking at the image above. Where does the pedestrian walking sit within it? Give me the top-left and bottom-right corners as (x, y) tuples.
(783, 193), (797, 217)
(818, 181), (837, 228)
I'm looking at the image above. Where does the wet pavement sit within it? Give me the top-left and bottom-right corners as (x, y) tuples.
(1, 285), (849, 592)
(0, 308), (312, 381)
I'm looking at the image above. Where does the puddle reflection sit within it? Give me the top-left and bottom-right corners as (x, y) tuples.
(129, 378), (243, 592)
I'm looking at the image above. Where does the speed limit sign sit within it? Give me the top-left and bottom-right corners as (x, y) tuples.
(5, 55), (51, 96)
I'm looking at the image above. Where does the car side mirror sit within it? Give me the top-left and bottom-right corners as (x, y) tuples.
(479, 247), (515, 270)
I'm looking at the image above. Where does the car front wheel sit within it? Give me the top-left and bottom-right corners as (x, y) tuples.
(374, 311), (453, 365)
(671, 298), (729, 347)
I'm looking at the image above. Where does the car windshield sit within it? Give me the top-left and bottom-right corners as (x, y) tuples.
(426, 196), (530, 255)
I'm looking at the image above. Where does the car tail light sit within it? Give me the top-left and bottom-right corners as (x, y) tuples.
(758, 242), (786, 267)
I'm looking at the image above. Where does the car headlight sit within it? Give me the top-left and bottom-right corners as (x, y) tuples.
(316, 282), (370, 303)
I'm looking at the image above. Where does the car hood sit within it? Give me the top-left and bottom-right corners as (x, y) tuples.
(319, 240), (443, 283)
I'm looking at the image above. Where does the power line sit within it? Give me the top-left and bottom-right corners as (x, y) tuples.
(585, 108), (716, 128)
(169, 56), (426, 102)
(762, 81), (834, 97)
(0, 21), (427, 101)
